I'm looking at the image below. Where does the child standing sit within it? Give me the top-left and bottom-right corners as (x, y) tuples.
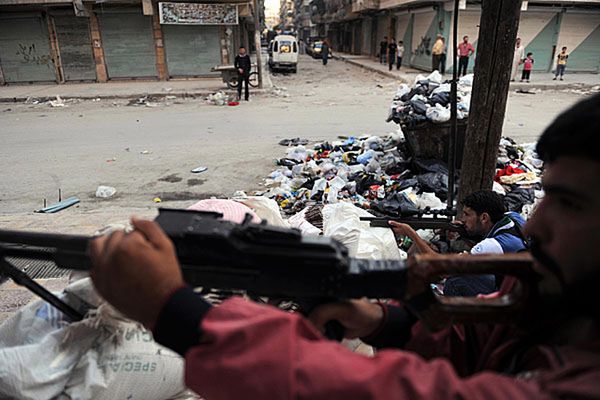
(553, 47), (569, 81)
(521, 52), (534, 82)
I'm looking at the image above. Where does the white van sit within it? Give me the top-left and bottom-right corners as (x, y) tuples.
(268, 35), (298, 73)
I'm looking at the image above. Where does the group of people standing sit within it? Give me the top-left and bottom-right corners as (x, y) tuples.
(379, 37), (405, 71)
(511, 37), (570, 82)
(431, 34), (475, 76)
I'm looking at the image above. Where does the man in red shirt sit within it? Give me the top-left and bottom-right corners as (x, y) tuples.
(90, 94), (600, 399)
(457, 35), (475, 76)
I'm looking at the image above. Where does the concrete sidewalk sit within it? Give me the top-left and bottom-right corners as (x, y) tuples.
(333, 52), (600, 90)
(0, 51), (274, 102)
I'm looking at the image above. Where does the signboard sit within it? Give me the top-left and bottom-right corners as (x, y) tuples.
(158, 2), (239, 25)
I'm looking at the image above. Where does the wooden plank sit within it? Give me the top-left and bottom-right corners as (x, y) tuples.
(46, 14), (64, 83)
(88, 8), (108, 82)
(142, 0), (154, 16)
(457, 0), (523, 209)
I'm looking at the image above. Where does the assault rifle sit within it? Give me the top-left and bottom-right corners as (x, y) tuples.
(0, 208), (538, 333)
(360, 208), (470, 237)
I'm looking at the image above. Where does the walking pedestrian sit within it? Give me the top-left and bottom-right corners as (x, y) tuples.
(388, 38), (397, 71)
(457, 35), (475, 76)
(321, 40), (330, 66)
(379, 37), (388, 64)
(510, 38), (525, 81)
(520, 52), (534, 83)
(431, 34), (444, 72)
(553, 46), (569, 81)
(234, 46), (251, 101)
(396, 40), (404, 70)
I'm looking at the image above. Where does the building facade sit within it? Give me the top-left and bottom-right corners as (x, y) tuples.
(0, 0), (263, 84)
(306, 0), (600, 73)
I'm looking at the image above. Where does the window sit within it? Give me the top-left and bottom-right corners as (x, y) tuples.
(279, 41), (291, 53)
(293, 41), (297, 53)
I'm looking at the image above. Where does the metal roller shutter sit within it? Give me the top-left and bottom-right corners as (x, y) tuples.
(162, 24), (221, 76)
(0, 13), (56, 83)
(52, 15), (96, 81)
(410, 9), (437, 70)
(98, 10), (157, 78)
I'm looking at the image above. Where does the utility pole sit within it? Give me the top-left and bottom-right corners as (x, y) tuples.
(253, 0), (264, 89)
(457, 0), (522, 210)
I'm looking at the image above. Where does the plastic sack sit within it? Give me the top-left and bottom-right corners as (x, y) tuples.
(425, 70), (443, 84)
(426, 103), (451, 123)
(0, 278), (192, 400)
(459, 74), (474, 86)
(414, 192), (445, 210)
(394, 83), (411, 99)
(95, 186), (116, 198)
(322, 203), (402, 260)
(288, 207), (322, 235)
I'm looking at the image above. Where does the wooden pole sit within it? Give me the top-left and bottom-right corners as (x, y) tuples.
(457, 0), (522, 211)
(253, 0), (264, 88)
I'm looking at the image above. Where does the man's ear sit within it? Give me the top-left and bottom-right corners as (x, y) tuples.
(480, 212), (491, 225)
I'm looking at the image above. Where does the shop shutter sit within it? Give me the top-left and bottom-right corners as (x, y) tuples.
(98, 10), (157, 78)
(53, 15), (96, 81)
(0, 13), (56, 83)
(162, 25), (221, 76)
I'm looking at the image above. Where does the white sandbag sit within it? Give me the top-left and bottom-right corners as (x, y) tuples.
(0, 278), (193, 400)
(322, 203), (402, 260)
(288, 207), (322, 235)
(236, 196), (290, 228)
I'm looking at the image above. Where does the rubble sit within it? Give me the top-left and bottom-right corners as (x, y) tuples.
(206, 91), (230, 106)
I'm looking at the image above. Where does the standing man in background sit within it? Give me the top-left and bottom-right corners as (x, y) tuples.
(234, 46), (251, 102)
(457, 35), (475, 76)
(321, 39), (330, 66)
(431, 34), (445, 72)
(388, 38), (397, 71)
(379, 37), (388, 64)
(511, 38), (525, 81)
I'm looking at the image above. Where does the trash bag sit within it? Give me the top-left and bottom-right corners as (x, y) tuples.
(410, 99), (429, 115)
(429, 91), (451, 107)
(426, 70), (443, 84)
(413, 159), (449, 175)
(417, 172), (449, 200)
(426, 103), (451, 123)
(503, 187), (535, 212)
(371, 192), (420, 216)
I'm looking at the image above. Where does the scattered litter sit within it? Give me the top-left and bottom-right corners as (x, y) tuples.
(279, 138), (309, 146)
(153, 197), (162, 203)
(124, 147), (130, 152)
(140, 150), (151, 155)
(191, 166), (208, 173)
(269, 86), (290, 98)
(206, 91), (230, 106)
(516, 89), (536, 94)
(95, 185), (116, 198)
(163, 87), (173, 92)
(127, 95), (160, 107)
(106, 157), (116, 162)
(35, 196), (80, 213)
(228, 101), (240, 106)
(48, 95), (66, 107)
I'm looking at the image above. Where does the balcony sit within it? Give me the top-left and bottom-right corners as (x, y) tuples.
(351, 0), (379, 12)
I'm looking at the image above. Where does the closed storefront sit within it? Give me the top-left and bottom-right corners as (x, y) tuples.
(162, 24), (221, 77)
(445, 8), (481, 73)
(97, 9), (157, 79)
(0, 13), (56, 83)
(410, 8), (437, 70)
(52, 13), (96, 81)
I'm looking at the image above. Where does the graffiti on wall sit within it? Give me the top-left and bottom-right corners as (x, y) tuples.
(159, 2), (238, 25)
(414, 36), (431, 56)
(16, 43), (52, 68)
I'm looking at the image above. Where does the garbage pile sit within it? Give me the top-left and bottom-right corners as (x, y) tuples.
(248, 131), (544, 231)
(254, 132), (451, 220)
(388, 71), (472, 126)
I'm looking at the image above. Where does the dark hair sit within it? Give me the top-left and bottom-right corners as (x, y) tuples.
(463, 35), (468, 39)
(527, 52), (533, 56)
(239, 46), (246, 49)
(562, 46), (567, 50)
(461, 190), (506, 223)
(536, 93), (600, 163)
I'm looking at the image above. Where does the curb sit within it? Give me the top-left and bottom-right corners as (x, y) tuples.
(0, 88), (272, 103)
(333, 54), (407, 81)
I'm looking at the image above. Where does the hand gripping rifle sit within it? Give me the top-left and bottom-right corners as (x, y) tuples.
(0, 208), (538, 334)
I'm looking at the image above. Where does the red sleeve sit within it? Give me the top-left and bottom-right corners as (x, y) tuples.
(184, 297), (544, 400)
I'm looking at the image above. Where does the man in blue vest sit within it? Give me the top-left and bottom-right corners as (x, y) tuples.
(390, 190), (527, 296)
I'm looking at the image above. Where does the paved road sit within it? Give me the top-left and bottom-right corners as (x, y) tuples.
(0, 55), (591, 231)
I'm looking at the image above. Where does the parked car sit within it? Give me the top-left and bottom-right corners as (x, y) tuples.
(268, 35), (299, 73)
